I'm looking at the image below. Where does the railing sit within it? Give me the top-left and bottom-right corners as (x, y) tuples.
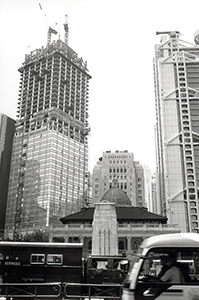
(118, 223), (178, 230)
(0, 282), (122, 300)
(0, 282), (62, 299)
(65, 283), (122, 299)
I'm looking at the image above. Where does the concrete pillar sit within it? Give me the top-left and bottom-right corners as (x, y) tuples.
(92, 201), (118, 255)
(80, 236), (84, 243)
(127, 237), (132, 252)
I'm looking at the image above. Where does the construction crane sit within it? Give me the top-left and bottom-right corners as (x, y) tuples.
(63, 15), (69, 46)
(156, 31), (180, 38)
(47, 25), (58, 46)
(39, 3), (58, 46)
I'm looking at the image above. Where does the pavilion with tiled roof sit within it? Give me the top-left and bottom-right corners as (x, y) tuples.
(60, 206), (167, 224)
(50, 184), (180, 257)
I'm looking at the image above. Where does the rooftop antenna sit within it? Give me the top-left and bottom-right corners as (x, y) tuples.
(64, 15), (69, 45)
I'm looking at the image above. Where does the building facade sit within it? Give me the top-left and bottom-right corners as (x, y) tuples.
(50, 186), (179, 258)
(154, 31), (199, 232)
(92, 150), (146, 207)
(0, 114), (15, 234)
(5, 21), (91, 239)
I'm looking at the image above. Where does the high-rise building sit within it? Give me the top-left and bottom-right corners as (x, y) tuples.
(0, 114), (15, 234)
(154, 31), (199, 232)
(142, 165), (154, 212)
(92, 150), (146, 207)
(5, 19), (91, 238)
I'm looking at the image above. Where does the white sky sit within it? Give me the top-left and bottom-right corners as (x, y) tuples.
(0, 0), (199, 173)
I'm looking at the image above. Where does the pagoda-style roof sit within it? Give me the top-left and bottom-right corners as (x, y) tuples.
(60, 206), (167, 224)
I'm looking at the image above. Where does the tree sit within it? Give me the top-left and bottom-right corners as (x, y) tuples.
(23, 230), (49, 242)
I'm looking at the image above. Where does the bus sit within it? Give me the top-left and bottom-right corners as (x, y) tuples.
(122, 233), (199, 300)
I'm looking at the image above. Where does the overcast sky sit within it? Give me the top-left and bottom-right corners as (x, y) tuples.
(0, 0), (199, 173)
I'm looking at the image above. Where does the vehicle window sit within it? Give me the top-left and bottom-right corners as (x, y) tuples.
(114, 259), (120, 269)
(47, 254), (63, 265)
(134, 249), (199, 299)
(139, 248), (199, 283)
(91, 260), (108, 269)
(117, 259), (130, 271)
(30, 254), (45, 264)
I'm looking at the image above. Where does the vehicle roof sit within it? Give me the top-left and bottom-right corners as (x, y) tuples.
(88, 255), (127, 259)
(141, 233), (199, 249)
(0, 242), (83, 248)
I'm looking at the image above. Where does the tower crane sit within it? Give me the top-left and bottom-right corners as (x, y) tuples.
(39, 3), (58, 46)
(47, 25), (58, 46)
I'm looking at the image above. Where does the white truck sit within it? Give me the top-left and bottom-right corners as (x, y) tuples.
(122, 233), (199, 300)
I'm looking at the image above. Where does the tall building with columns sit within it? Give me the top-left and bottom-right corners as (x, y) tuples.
(92, 150), (146, 207)
(5, 18), (91, 239)
(154, 30), (199, 232)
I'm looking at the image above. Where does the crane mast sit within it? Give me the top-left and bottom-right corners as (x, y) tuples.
(64, 15), (69, 45)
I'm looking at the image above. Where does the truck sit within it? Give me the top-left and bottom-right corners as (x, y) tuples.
(122, 233), (199, 300)
(0, 241), (129, 299)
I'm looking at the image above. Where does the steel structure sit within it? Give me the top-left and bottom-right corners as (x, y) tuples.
(5, 20), (91, 239)
(154, 31), (199, 232)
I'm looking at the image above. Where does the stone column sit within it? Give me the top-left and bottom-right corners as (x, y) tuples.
(92, 201), (118, 255)
(127, 237), (132, 252)
(80, 236), (84, 243)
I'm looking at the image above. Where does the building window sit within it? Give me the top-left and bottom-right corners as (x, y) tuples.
(88, 240), (92, 250)
(119, 241), (124, 250)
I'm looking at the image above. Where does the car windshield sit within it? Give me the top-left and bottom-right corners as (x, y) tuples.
(139, 247), (199, 282)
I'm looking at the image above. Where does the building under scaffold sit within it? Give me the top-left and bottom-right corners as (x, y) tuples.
(154, 31), (199, 232)
(5, 18), (92, 239)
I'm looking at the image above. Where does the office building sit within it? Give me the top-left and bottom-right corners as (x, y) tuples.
(92, 150), (146, 207)
(5, 18), (91, 238)
(0, 114), (15, 234)
(154, 31), (199, 232)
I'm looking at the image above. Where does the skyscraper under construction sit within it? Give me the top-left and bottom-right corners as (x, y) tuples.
(5, 17), (91, 238)
(154, 31), (199, 232)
